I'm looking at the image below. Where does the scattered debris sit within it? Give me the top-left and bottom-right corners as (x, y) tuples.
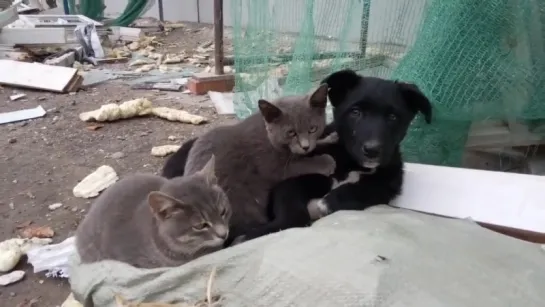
(152, 107), (207, 125)
(110, 152), (125, 159)
(0, 60), (82, 93)
(167, 135), (177, 141)
(15, 297), (39, 307)
(15, 221), (32, 229)
(48, 203), (63, 210)
(26, 236), (76, 278)
(0, 105), (46, 125)
(79, 98), (206, 124)
(131, 81), (183, 91)
(20, 225), (55, 239)
(0, 270), (25, 286)
(135, 64), (156, 73)
(0, 237), (52, 272)
(8, 137), (17, 144)
(86, 124), (104, 131)
(61, 293), (83, 307)
(208, 91), (234, 115)
(73, 165), (119, 198)
(151, 145), (181, 157)
(9, 93), (26, 101)
(79, 98), (153, 122)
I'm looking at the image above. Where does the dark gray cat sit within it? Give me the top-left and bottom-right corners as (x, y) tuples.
(183, 84), (337, 230)
(76, 156), (231, 269)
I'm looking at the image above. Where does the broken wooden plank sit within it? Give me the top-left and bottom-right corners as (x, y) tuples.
(131, 82), (183, 91)
(0, 60), (81, 92)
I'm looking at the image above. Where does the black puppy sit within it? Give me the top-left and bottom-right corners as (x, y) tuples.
(236, 69), (433, 242)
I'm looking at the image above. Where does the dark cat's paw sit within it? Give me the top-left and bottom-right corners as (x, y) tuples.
(315, 154), (337, 176)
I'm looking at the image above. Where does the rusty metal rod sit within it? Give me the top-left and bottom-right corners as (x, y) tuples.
(214, 0), (224, 75)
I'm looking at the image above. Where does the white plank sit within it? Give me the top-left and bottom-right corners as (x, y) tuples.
(392, 163), (545, 233)
(0, 105), (45, 124)
(0, 28), (73, 45)
(0, 60), (78, 92)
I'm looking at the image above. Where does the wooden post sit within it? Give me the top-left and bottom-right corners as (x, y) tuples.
(214, 0), (224, 75)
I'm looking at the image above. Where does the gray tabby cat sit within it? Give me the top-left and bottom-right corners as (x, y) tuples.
(183, 84), (336, 230)
(76, 156), (230, 269)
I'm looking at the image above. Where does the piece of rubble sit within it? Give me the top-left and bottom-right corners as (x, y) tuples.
(61, 293), (83, 307)
(110, 152), (125, 159)
(152, 107), (207, 125)
(129, 58), (155, 67)
(48, 203), (63, 210)
(20, 226), (55, 239)
(168, 135), (177, 141)
(0, 237), (52, 272)
(135, 64), (156, 73)
(163, 55), (184, 64)
(128, 41), (140, 51)
(73, 165), (119, 198)
(151, 145), (181, 157)
(0, 270), (25, 286)
(9, 93), (26, 101)
(79, 98), (153, 122)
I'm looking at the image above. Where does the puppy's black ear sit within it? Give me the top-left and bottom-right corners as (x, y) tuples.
(397, 82), (432, 124)
(321, 69), (361, 107)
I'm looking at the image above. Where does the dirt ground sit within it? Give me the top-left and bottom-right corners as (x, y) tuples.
(0, 24), (237, 306)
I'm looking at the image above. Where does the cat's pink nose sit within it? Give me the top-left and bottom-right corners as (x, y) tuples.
(215, 225), (228, 239)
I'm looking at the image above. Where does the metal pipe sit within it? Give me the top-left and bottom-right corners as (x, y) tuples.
(158, 0), (164, 22)
(213, 0), (224, 75)
(196, 0), (201, 23)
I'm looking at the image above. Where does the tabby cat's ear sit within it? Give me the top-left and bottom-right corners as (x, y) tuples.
(197, 154), (217, 185)
(148, 191), (184, 221)
(258, 99), (283, 123)
(309, 83), (328, 109)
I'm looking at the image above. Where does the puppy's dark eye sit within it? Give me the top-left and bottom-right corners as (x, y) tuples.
(350, 109), (361, 117)
(193, 222), (209, 231)
(308, 126), (317, 133)
(220, 207), (227, 217)
(286, 130), (296, 137)
(388, 114), (397, 121)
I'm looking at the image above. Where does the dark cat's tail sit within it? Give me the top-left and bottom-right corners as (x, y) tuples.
(162, 138), (197, 178)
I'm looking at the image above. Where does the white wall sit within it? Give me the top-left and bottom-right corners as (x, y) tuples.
(104, 0), (427, 47)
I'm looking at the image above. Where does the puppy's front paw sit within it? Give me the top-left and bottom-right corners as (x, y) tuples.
(307, 198), (331, 220)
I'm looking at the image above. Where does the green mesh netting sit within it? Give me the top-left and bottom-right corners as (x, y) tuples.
(230, 0), (545, 167)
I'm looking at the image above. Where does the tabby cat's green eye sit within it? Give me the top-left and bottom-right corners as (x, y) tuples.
(193, 222), (208, 230)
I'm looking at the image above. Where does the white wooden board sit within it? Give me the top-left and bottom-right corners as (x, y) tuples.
(392, 162), (545, 233)
(0, 60), (79, 92)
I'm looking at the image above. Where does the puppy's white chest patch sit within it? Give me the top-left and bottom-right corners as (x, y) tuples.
(332, 171), (363, 189)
